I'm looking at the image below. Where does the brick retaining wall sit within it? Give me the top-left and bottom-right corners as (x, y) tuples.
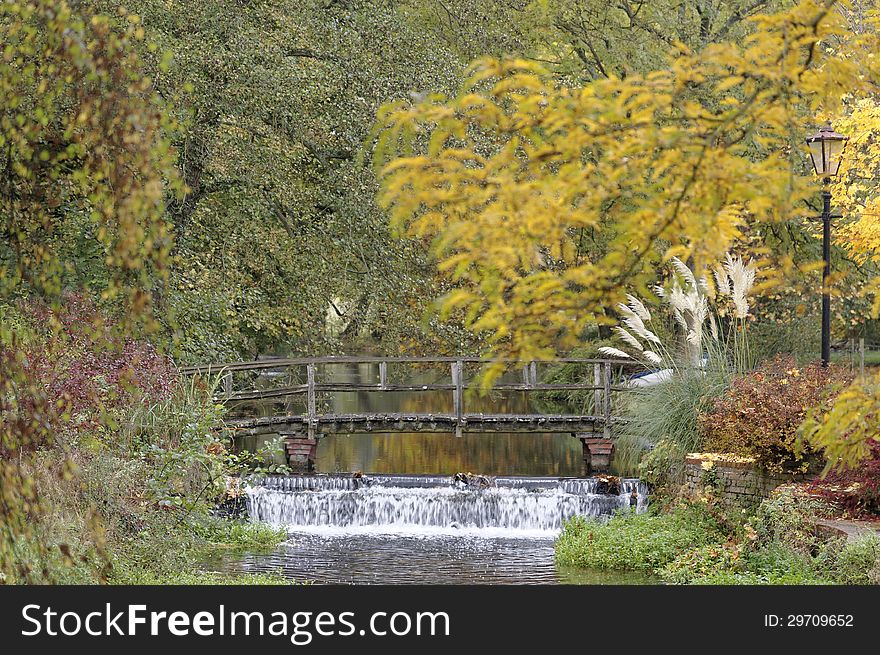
(284, 435), (318, 471)
(684, 453), (807, 507)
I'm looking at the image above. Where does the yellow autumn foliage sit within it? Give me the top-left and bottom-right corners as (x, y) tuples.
(372, 1), (880, 387)
(801, 372), (880, 473)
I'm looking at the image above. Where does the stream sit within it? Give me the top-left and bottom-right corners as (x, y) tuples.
(205, 473), (654, 584)
(206, 362), (654, 584)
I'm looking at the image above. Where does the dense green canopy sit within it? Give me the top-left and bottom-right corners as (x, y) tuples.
(80, 0), (536, 361)
(4, 0), (869, 363)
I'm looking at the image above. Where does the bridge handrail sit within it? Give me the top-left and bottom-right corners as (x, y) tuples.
(178, 355), (636, 375)
(181, 355), (640, 440)
(221, 382), (634, 401)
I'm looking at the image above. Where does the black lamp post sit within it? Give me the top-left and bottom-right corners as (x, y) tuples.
(805, 122), (848, 367)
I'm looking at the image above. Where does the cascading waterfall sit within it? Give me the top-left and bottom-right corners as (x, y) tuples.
(245, 474), (648, 536)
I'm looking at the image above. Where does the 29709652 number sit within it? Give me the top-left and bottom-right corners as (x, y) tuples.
(787, 615), (853, 627)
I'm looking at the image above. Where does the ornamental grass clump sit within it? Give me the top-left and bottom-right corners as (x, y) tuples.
(599, 253), (757, 371)
(615, 370), (729, 476)
(601, 254), (759, 474)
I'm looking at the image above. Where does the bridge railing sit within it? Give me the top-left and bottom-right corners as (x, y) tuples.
(180, 356), (641, 438)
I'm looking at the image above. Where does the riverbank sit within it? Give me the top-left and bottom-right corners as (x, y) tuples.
(0, 297), (302, 584)
(15, 448), (293, 585)
(554, 489), (880, 584)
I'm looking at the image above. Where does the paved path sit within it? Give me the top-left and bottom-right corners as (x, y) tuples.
(816, 518), (880, 541)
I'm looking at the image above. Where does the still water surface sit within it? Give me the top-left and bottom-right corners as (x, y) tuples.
(208, 531), (656, 585)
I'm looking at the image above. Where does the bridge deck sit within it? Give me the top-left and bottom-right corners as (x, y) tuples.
(227, 412), (610, 436)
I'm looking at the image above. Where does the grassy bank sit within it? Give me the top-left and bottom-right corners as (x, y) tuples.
(556, 503), (727, 572)
(11, 449), (290, 585)
(555, 492), (880, 585)
(0, 298), (297, 585)
(110, 517), (291, 585)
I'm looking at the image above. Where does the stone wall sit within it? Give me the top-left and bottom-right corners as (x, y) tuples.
(684, 453), (807, 507)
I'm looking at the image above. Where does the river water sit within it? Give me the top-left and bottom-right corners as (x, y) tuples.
(209, 362), (654, 584)
(207, 531), (654, 585)
(206, 474), (653, 584)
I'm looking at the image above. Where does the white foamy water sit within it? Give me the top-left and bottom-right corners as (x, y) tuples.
(245, 474), (647, 537)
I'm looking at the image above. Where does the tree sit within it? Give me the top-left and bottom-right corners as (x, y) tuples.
(1, 1), (179, 321)
(80, 0), (538, 362)
(1, 0), (177, 581)
(371, 0), (878, 387)
(522, 0), (793, 80)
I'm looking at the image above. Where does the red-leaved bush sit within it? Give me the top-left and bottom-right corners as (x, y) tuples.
(5, 293), (176, 438)
(808, 441), (880, 516)
(698, 355), (852, 473)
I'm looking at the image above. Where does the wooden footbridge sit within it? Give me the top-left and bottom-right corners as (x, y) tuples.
(181, 356), (639, 473)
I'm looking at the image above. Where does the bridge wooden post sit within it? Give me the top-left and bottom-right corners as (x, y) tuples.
(284, 366), (295, 415)
(222, 370), (233, 397)
(593, 363), (601, 415)
(603, 360), (612, 439)
(306, 363), (317, 440)
(379, 361), (388, 390)
(451, 360), (464, 438)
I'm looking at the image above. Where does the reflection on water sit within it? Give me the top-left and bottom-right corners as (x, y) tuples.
(317, 432), (584, 477)
(205, 532), (658, 585)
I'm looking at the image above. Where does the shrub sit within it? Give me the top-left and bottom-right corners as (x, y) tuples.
(7, 295), (176, 443)
(801, 368), (880, 477)
(660, 539), (833, 585)
(554, 503), (727, 572)
(815, 534), (880, 585)
(637, 489), (879, 585)
(661, 536), (879, 585)
(742, 540), (821, 579)
(637, 438), (688, 493)
(658, 542), (741, 584)
(748, 488), (833, 553)
(1, 296), (289, 583)
(117, 376), (227, 510)
(806, 442), (880, 516)
(21, 446), (289, 585)
(661, 499), (870, 585)
(0, 293), (175, 581)
(699, 355), (851, 473)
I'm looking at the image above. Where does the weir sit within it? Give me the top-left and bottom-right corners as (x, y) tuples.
(245, 474), (648, 534)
